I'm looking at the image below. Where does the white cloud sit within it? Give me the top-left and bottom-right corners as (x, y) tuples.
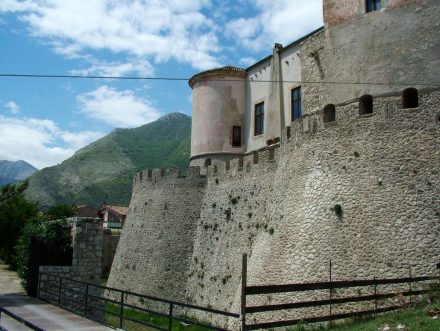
(0, 0), (324, 71)
(0, 0), (37, 12)
(77, 85), (161, 128)
(4, 101), (20, 114)
(70, 59), (154, 77)
(0, 115), (105, 169)
(226, 0), (323, 51)
(60, 131), (105, 150)
(239, 56), (257, 67)
(0, 0), (222, 70)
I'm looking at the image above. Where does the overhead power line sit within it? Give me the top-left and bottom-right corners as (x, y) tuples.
(0, 73), (439, 87)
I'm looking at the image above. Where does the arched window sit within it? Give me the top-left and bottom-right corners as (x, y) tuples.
(204, 158), (211, 167)
(359, 95), (373, 115)
(323, 104), (336, 123)
(403, 88), (419, 109)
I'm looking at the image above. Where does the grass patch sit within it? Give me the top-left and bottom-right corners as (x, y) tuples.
(286, 298), (440, 331)
(104, 302), (217, 331)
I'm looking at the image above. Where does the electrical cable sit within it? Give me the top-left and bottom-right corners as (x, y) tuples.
(0, 73), (439, 87)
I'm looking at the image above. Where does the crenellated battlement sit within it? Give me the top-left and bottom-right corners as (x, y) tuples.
(108, 3), (440, 321)
(110, 87), (440, 322)
(131, 88), (439, 190)
(133, 166), (205, 185)
(198, 87), (440, 181)
(130, 166), (207, 201)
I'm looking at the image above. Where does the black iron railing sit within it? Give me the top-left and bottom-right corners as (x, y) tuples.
(0, 306), (45, 331)
(37, 258), (439, 331)
(38, 272), (239, 331)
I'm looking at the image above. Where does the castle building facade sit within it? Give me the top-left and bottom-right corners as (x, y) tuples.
(108, 1), (440, 327)
(189, 0), (440, 166)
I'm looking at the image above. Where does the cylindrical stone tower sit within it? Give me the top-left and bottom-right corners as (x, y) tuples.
(189, 66), (246, 166)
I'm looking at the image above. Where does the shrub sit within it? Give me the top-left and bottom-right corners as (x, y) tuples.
(47, 204), (75, 220)
(16, 216), (72, 293)
(0, 181), (38, 268)
(331, 204), (343, 218)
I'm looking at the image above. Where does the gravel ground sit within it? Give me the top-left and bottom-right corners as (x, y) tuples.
(0, 260), (25, 295)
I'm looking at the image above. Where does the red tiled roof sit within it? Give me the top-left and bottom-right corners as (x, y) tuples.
(189, 65), (246, 87)
(101, 204), (128, 216)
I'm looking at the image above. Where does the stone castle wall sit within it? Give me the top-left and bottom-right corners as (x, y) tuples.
(303, 1), (440, 113)
(108, 88), (440, 324)
(107, 167), (207, 302)
(102, 233), (120, 277)
(39, 217), (103, 290)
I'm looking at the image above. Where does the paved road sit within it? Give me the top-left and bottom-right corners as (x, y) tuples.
(0, 261), (112, 331)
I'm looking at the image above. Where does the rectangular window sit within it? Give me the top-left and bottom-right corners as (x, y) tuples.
(254, 102), (264, 136)
(232, 126), (241, 147)
(366, 0), (381, 13)
(291, 86), (302, 121)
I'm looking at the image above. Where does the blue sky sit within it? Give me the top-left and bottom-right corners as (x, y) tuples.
(0, 0), (323, 169)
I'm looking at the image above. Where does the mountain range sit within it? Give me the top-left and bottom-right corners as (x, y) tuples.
(24, 112), (191, 209)
(0, 160), (38, 186)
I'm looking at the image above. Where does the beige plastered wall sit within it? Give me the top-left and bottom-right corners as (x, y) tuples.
(244, 46), (302, 154)
(191, 76), (245, 160)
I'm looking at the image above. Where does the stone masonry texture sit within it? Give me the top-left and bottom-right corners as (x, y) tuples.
(107, 2), (440, 327)
(39, 217), (103, 292)
(107, 168), (207, 302)
(306, 1), (440, 113)
(108, 89), (439, 327)
(102, 234), (119, 277)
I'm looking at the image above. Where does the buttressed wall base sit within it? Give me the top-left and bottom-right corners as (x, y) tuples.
(108, 0), (440, 328)
(108, 88), (440, 326)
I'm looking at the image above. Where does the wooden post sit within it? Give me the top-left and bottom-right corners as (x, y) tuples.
(329, 260), (332, 327)
(58, 277), (62, 305)
(241, 254), (248, 331)
(374, 276), (377, 317)
(119, 292), (124, 329)
(409, 266), (412, 305)
(168, 303), (174, 330)
(437, 262), (440, 294)
(84, 284), (89, 317)
(37, 271), (41, 298)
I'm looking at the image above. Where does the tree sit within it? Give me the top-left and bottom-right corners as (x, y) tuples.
(46, 204), (75, 220)
(0, 180), (38, 268)
(15, 215), (72, 294)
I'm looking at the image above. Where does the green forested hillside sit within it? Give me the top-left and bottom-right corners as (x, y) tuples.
(25, 113), (191, 209)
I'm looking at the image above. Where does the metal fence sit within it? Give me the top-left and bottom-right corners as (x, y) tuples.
(37, 257), (439, 331)
(38, 271), (240, 331)
(240, 254), (439, 330)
